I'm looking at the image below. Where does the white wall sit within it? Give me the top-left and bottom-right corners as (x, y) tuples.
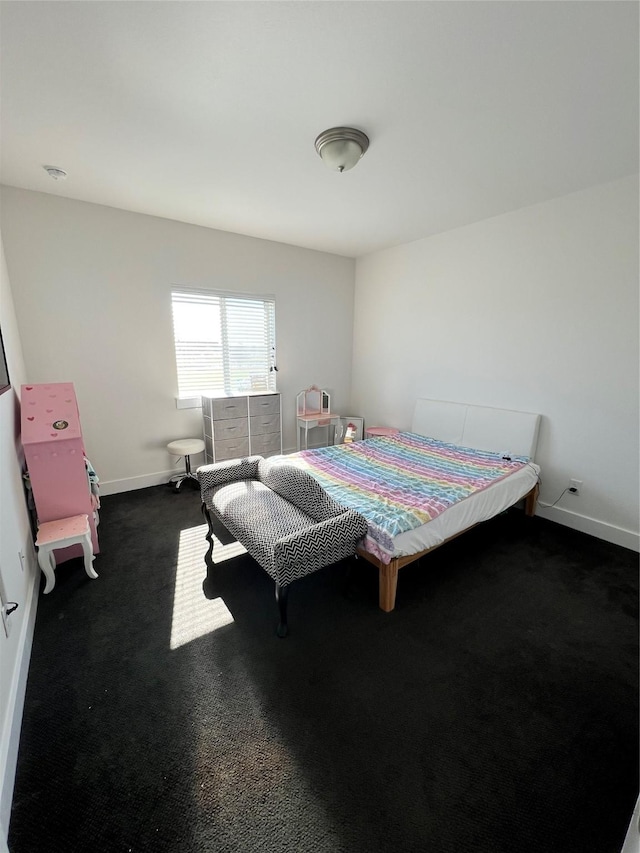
(0, 188), (355, 492)
(0, 233), (39, 840)
(352, 175), (639, 550)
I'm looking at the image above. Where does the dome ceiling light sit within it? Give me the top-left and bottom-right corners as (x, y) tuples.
(43, 165), (68, 180)
(314, 127), (369, 173)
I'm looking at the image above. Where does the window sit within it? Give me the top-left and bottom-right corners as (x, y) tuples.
(171, 288), (276, 400)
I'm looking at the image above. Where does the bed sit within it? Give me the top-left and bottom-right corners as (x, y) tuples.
(274, 398), (541, 612)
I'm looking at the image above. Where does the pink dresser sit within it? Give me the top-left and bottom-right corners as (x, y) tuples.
(21, 382), (99, 563)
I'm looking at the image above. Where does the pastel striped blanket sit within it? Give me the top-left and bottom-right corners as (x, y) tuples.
(282, 432), (530, 564)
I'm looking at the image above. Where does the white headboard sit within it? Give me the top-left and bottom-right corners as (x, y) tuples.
(411, 398), (541, 460)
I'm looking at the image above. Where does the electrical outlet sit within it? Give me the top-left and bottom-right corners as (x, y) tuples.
(569, 479), (583, 495)
(0, 604), (10, 638)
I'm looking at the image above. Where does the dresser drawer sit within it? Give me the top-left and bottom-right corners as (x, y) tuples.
(214, 417), (248, 441)
(212, 397), (248, 421)
(248, 394), (280, 417)
(250, 432), (281, 455)
(215, 437), (250, 461)
(250, 413), (280, 435)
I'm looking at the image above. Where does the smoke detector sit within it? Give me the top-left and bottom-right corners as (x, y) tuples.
(43, 166), (68, 181)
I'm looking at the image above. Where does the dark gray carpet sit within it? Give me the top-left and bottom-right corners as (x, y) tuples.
(8, 484), (638, 853)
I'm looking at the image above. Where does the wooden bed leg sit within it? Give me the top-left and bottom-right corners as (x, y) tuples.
(524, 483), (539, 517)
(379, 559), (399, 612)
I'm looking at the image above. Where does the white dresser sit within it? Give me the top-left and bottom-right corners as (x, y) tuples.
(202, 392), (282, 464)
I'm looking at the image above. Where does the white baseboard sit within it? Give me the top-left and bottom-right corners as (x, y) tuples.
(621, 795), (640, 853)
(0, 569), (38, 835)
(99, 469), (179, 496)
(536, 504), (639, 552)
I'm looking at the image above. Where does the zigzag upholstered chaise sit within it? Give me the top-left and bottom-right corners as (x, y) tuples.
(197, 456), (368, 637)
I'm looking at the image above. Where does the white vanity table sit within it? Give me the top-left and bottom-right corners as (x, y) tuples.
(295, 386), (341, 451)
(296, 412), (342, 450)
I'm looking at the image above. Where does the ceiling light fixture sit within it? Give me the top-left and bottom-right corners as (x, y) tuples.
(43, 166), (68, 181)
(314, 127), (369, 173)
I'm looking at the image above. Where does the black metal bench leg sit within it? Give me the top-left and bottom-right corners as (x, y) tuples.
(275, 583), (289, 638)
(201, 502), (214, 547)
(201, 503), (217, 599)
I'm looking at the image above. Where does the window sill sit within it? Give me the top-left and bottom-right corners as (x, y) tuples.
(175, 397), (202, 410)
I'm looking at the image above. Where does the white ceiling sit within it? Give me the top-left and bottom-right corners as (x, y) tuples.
(0, 1), (637, 258)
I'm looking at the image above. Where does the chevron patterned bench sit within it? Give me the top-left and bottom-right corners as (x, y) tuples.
(197, 456), (368, 637)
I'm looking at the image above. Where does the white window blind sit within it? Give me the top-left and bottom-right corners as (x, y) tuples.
(171, 288), (276, 398)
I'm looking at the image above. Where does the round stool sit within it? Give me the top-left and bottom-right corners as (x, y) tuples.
(167, 438), (205, 492)
(35, 514), (97, 594)
(365, 426), (400, 439)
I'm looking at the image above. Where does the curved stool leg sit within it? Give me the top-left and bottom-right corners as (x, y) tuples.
(38, 547), (56, 594)
(81, 531), (98, 580)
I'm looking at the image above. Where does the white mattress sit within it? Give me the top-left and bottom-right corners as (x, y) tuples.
(390, 462), (540, 558)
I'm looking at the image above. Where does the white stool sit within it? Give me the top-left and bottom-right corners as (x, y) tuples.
(35, 514), (97, 594)
(167, 438), (205, 492)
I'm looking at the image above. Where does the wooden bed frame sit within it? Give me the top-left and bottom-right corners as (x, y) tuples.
(358, 482), (539, 612)
(358, 398), (542, 612)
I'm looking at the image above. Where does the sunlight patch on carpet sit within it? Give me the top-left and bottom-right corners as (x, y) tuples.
(170, 523), (240, 649)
